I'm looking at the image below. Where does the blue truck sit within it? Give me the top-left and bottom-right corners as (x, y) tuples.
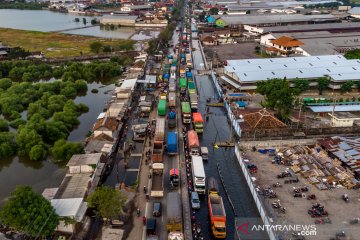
(167, 132), (178, 155)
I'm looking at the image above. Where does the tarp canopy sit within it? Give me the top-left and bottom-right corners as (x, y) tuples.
(193, 112), (203, 123)
(170, 168), (179, 176)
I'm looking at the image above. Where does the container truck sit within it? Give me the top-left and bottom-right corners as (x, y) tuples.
(132, 124), (148, 141)
(166, 192), (182, 232)
(191, 155), (206, 194)
(152, 118), (165, 162)
(167, 132), (178, 155)
(187, 130), (200, 155)
(208, 177), (226, 238)
(169, 81), (176, 92)
(181, 102), (191, 124)
(189, 92), (198, 111)
(168, 92), (176, 108)
(168, 110), (176, 129)
(158, 99), (167, 116)
(192, 112), (204, 133)
(179, 66), (186, 78)
(169, 168), (179, 188)
(150, 163), (164, 197)
(188, 82), (196, 94)
(179, 78), (187, 91)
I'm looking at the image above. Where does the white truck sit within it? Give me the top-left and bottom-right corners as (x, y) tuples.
(189, 92), (198, 111)
(191, 155), (206, 194)
(150, 163), (164, 197)
(168, 92), (176, 108)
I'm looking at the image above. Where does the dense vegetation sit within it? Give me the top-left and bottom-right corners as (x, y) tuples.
(0, 59), (127, 161)
(0, 186), (59, 237)
(0, 1), (47, 10)
(344, 49), (360, 59)
(87, 186), (127, 222)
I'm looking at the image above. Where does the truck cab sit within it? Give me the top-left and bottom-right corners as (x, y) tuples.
(146, 218), (157, 236)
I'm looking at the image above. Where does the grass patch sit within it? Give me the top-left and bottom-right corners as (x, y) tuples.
(0, 28), (135, 58)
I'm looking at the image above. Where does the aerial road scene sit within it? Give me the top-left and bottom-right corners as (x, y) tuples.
(0, 0), (360, 239)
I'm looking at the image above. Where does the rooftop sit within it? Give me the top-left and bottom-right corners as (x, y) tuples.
(261, 22), (360, 34)
(271, 36), (304, 47)
(212, 14), (337, 25)
(224, 55), (360, 83)
(240, 109), (287, 130)
(85, 140), (114, 154)
(67, 153), (104, 167)
(93, 117), (119, 132)
(51, 198), (88, 221)
(54, 173), (91, 199)
(309, 105), (360, 113)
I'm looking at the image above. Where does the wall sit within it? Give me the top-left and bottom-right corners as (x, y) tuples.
(234, 144), (276, 240)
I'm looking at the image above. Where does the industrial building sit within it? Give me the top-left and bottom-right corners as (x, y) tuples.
(100, 15), (139, 26)
(223, 55), (360, 90)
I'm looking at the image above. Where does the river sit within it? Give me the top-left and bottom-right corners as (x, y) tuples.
(0, 9), (159, 40)
(0, 80), (115, 204)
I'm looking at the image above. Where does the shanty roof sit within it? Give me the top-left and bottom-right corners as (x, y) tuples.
(51, 198), (87, 221)
(271, 36), (304, 47)
(67, 153), (104, 167)
(54, 173), (91, 199)
(241, 109), (286, 129)
(93, 117), (119, 132)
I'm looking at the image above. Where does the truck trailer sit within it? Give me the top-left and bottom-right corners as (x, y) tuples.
(152, 118), (165, 162)
(208, 177), (226, 238)
(191, 155), (206, 194)
(158, 99), (167, 116)
(150, 163), (164, 198)
(168, 92), (176, 108)
(181, 102), (191, 124)
(189, 92), (198, 111)
(166, 192), (182, 232)
(167, 132), (178, 155)
(187, 130), (200, 155)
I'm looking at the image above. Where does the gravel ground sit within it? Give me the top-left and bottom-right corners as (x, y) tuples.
(242, 149), (360, 240)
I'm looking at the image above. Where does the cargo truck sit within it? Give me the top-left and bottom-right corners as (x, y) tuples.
(150, 163), (164, 197)
(191, 155), (206, 194)
(167, 132), (178, 155)
(132, 124), (148, 141)
(181, 102), (191, 124)
(188, 82), (196, 94)
(192, 112), (204, 133)
(169, 168), (179, 188)
(158, 99), (167, 116)
(168, 110), (176, 129)
(166, 192), (182, 232)
(187, 130), (200, 155)
(208, 178), (226, 238)
(168, 92), (176, 108)
(179, 66), (186, 78)
(168, 232), (184, 240)
(189, 92), (198, 111)
(179, 78), (187, 92)
(152, 118), (165, 162)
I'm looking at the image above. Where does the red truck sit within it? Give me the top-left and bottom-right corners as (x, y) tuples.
(208, 177), (226, 239)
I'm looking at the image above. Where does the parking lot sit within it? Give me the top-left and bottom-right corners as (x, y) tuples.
(204, 42), (260, 62)
(243, 149), (360, 240)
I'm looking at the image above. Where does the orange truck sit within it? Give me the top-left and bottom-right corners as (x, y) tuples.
(192, 112), (204, 133)
(187, 130), (200, 155)
(208, 177), (226, 238)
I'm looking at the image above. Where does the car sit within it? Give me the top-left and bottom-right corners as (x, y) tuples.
(153, 202), (162, 217)
(191, 191), (200, 209)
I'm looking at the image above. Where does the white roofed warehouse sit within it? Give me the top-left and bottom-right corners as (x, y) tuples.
(223, 55), (360, 91)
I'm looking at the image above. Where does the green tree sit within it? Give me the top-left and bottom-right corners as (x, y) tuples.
(340, 81), (353, 93)
(356, 81), (360, 91)
(91, 18), (98, 25)
(0, 132), (17, 158)
(29, 144), (48, 161)
(52, 139), (84, 162)
(344, 49), (360, 59)
(0, 186), (59, 237)
(0, 119), (9, 132)
(209, 7), (219, 15)
(7, 47), (30, 60)
(87, 186), (127, 222)
(90, 42), (103, 54)
(0, 78), (12, 89)
(293, 78), (310, 94)
(103, 45), (112, 53)
(317, 77), (330, 95)
(16, 127), (43, 157)
(256, 78), (296, 119)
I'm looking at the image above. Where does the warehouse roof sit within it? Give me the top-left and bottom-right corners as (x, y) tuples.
(212, 14), (337, 25)
(261, 22), (360, 33)
(309, 105), (360, 113)
(349, 7), (360, 15)
(101, 15), (139, 20)
(225, 55), (360, 82)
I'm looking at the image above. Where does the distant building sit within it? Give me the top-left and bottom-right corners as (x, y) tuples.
(223, 55), (360, 91)
(120, 4), (153, 12)
(100, 15), (139, 26)
(349, 7), (360, 19)
(266, 36), (304, 56)
(328, 112), (360, 127)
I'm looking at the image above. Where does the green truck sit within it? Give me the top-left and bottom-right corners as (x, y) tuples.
(188, 81), (196, 94)
(179, 78), (187, 92)
(158, 99), (167, 116)
(181, 102), (191, 124)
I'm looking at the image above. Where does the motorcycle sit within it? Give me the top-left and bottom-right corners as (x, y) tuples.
(273, 182), (282, 188)
(342, 194), (349, 203)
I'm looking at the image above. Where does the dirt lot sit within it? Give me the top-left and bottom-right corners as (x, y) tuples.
(243, 149), (360, 240)
(204, 42), (259, 62)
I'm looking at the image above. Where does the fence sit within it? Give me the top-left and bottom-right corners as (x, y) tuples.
(234, 144), (277, 240)
(210, 71), (242, 137)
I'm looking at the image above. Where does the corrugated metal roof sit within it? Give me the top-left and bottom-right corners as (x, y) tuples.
(308, 105), (360, 113)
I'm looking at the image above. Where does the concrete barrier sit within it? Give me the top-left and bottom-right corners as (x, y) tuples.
(234, 144), (277, 240)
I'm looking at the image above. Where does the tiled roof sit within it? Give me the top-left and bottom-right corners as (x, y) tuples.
(271, 36), (304, 47)
(93, 117), (119, 132)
